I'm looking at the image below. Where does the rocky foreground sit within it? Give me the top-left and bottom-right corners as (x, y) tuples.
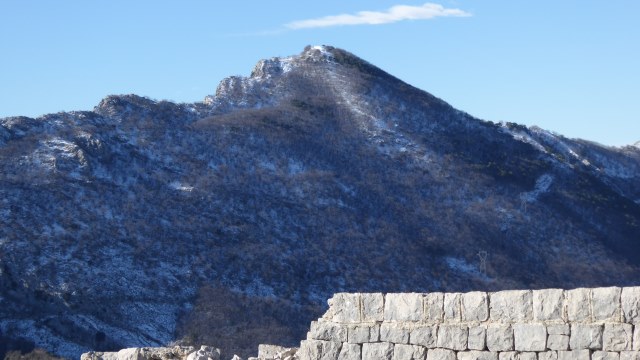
(81, 344), (298, 360)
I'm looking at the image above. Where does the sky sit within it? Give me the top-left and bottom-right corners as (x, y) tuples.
(0, 1), (638, 146)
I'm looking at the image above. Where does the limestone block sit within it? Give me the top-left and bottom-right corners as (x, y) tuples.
(297, 340), (342, 360)
(310, 321), (348, 342)
(538, 351), (558, 360)
(548, 335), (570, 351)
(385, 293), (424, 322)
(489, 290), (533, 322)
(566, 288), (591, 322)
(622, 287), (640, 324)
(462, 292), (489, 322)
(427, 349), (457, 360)
(362, 342), (394, 360)
(533, 289), (565, 321)
(635, 326), (640, 351)
(468, 326), (486, 350)
(486, 324), (514, 351)
(514, 323), (547, 351)
(621, 352), (640, 360)
(592, 352), (620, 360)
(410, 326), (437, 348)
(592, 287), (622, 322)
(603, 323), (633, 351)
(348, 324), (380, 344)
(444, 293), (462, 322)
(328, 293), (361, 323)
(363, 293), (385, 322)
(519, 353), (537, 360)
(457, 351), (498, 360)
(338, 343), (361, 360)
(548, 325), (570, 336)
(258, 344), (288, 359)
(381, 323), (410, 344)
(557, 351), (590, 360)
(570, 324), (603, 350)
(424, 293), (445, 322)
(499, 352), (518, 360)
(393, 344), (426, 360)
(437, 324), (468, 351)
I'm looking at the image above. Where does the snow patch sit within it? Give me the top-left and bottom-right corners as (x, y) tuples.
(520, 174), (554, 203)
(169, 181), (193, 192)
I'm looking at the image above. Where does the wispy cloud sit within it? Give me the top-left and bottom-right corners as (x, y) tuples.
(286, 3), (471, 30)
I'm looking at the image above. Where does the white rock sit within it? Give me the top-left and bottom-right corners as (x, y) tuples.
(362, 342), (394, 360)
(514, 323), (546, 351)
(231, 355), (243, 360)
(635, 326), (640, 351)
(538, 352), (558, 360)
(385, 293), (424, 322)
(533, 289), (564, 321)
(436, 324), (468, 351)
(363, 293), (385, 322)
(409, 326), (437, 348)
(310, 321), (347, 342)
(348, 324), (379, 344)
(489, 290), (532, 322)
(500, 353), (537, 360)
(444, 293), (462, 322)
(337, 343), (361, 360)
(592, 287), (622, 322)
(457, 351), (498, 360)
(592, 352), (620, 360)
(621, 352), (640, 360)
(380, 323), (410, 344)
(547, 325), (570, 336)
(570, 324), (603, 350)
(258, 345), (288, 359)
(603, 323), (633, 351)
(327, 293), (361, 323)
(486, 324), (513, 351)
(116, 348), (141, 360)
(297, 340), (341, 360)
(462, 292), (489, 322)
(566, 288), (591, 322)
(393, 344), (426, 360)
(424, 293), (445, 322)
(557, 351), (590, 360)
(427, 349), (456, 360)
(622, 287), (640, 324)
(468, 326), (486, 350)
(548, 335), (570, 350)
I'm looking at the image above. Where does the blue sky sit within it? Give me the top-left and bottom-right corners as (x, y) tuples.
(0, 1), (638, 146)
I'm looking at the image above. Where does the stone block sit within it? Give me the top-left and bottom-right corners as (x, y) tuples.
(621, 352), (640, 360)
(437, 324), (468, 351)
(457, 351), (498, 360)
(533, 289), (565, 321)
(570, 324), (603, 350)
(410, 326), (437, 348)
(362, 342), (394, 360)
(592, 287), (622, 322)
(557, 350), (590, 360)
(385, 293), (424, 322)
(622, 287), (640, 324)
(514, 323), (546, 351)
(328, 293), (361, 323)
(468, 326), (486, 350)
(424, 293), (445, 322)
(539, 352), (558, 360)
(363, 293), (385, 322)
(310, 321), (348, 342)
(519, 353), (537, 360)
(489, 290), (533, 322)
(298, 340), (342, 360)
(635, 326), (640, 351)
(338, 343), (361, 360)
(603, 323), (633, 351)
(381, 324), (410, 344)
(566, 288), (591, 322)
(548, 335), (570, 351)
(462, 292), (489, 322)
(348, 324), (379, 344)
(486, 324), (514, 351)
(548, 325), (571, 336)
(444, 293), (462, 322)
(393, 344), (426, 360)
(427, 349), (456, 360)
(500, 353), (537, 360)
(592, 352), (620, 360)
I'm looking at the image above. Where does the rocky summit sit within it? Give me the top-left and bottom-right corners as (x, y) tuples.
(0, 45), (639, 359)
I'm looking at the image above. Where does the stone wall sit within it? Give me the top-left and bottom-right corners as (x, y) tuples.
(298, 287), (640, 360)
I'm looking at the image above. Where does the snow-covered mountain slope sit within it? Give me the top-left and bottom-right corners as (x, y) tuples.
(1, 45), (639, 359)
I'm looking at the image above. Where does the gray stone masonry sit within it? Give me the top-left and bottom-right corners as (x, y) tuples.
(409, 326), (437, 348)
(310, 321), (347, 342)
(592, 288), (622, 322)
(462, 292), (489, 322)
(490, 291), (533, 322)
(499, 352), (537, 360)
(385, 294), (424, 322)
(437, 324), (468, 351)
(338, 343), (361, 360)
(570, 324), (603, 350)
(548, 325), (571, 336)
(468, 326), (486, 351)
(621, 352), (640, 360)
(392, 344), (426, 360)
(514, 323), (547, 351)
(347, 324), (379, 344)
(362, 342), (394, 360)
(486, 324), (513, 351)
(380, 324), (410, 344)
(445, 293), (463, 322)
(635, 327), (640, 351)
(533, 289), (565, 321)
(558, 350), (590, 360)
(363, 293), (385, 322)
(603, 323), (633, 351)
(424, 293), (445, 322)
(567, 289), (591, 322)
(458, 351), (498, 360)
(427, 349), (457, 360)
(547, 335), (570, 351)
(622, 287), (640, 324)
(539, 352), (559, 360)
(593, 352), (621, 360)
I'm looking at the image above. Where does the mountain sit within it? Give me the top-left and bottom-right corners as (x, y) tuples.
(1, 45), (639, 359)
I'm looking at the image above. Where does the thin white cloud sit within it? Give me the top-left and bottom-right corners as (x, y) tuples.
(286, 3), (471, 30)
